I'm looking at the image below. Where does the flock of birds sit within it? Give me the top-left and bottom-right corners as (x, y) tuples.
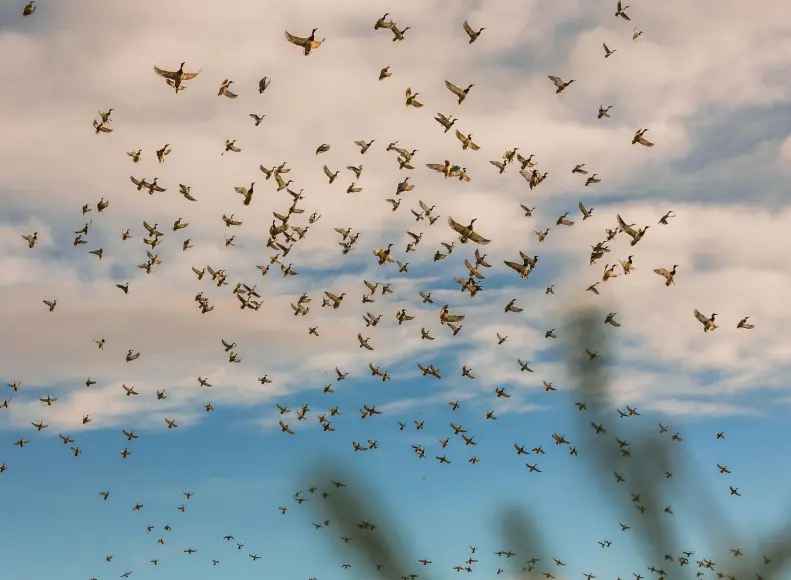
(5, 2), (766, 580)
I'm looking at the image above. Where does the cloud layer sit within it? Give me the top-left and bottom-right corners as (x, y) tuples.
(1, 0), (791, 437)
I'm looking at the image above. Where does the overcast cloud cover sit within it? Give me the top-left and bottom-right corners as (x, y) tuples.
(2, 0), (791, 579)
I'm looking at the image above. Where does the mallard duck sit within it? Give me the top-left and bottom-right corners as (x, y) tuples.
(585, 174), (601, 186)
(153, 62), (201, 93)
(556, 213), (574, 226)
(620, 255), (634, 274)
(653, 265), (677, 286)
(548, 75), (575, 93)
(632, 128), (653, 147)
(23, 1), (35, 16)
(633, 27), (643, 42)
(99, 109), (114, 124)
(448, 216), (490, 245)
(604, 312), (621, 327)
(737, 317), (754, 330)
(126, 350), (140, 362)
(97, 198), (109, 212)
(572, 164), (588, 175)
(536, 228), (549, 242)
(374, 13), (394, 30)
(603, 43), (617, 58)
(218, 79), (238, 98)
(92, 119), (112, 134)
(615, 1), (631, 20)
(323, 165), (339, 184)
(455, 130), (480, 151)
(235, 183), (255, 206)
(503, 259), (532, 279)
(179, 184), (197, 201)
(602, 264), (618, 281)
(528, 169), (548, 189)
(658, 210), (675, 224)
(130, 176), (149, 190)
(156, 144), (171, 163)
(222, 214), (242, 227)
(127, 149), (142, 163)
(249, 113), (265, 126)
(693, 310), (718, 332)
(579, 202), (594, 219)
(222, 139), (241, 155)
(373, 244), (395, 265)
(258, 76), (271, 93)
(346, 182), (362, 194)
(490, 159), (507, 174)
(284, 28), (324, 55)
(21, 232), (37, 248)
(354, 139), (374, 154)
(145, 178), (166, 195)
(445, 80), (474, 104)
(517, 153), (536, 169)
(391, 24), (410, 41)
(422, 160), (448, 178)
(315, 143), (330, 155)
(434, 112), (457, 133)
(598, 105), (613, 119)
(462, 20), (484, 43)
(405, 87), (423, 108)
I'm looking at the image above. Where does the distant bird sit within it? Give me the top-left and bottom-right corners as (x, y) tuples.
(615, 1), (631, 20)
(284, 28), (325, 55)
(462, 20), (485, 43)
(548, 76), (575, 93)
(153, 62), (201, 93)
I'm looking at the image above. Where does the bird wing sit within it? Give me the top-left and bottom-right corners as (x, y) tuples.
(468, 230), (491, 245)
(153, 65), (177, 80)
(579, 201), (588, 214)
(462, 20), (475, 37)
(181, 70), (200, 80)
(426, 163), (445, 172)
(469, 141), (480, 151)
(447, 216), (465, 234)
(693, 309), (708, 324)
(503, 261), (523, 273)
(284, 30), (308, 46)
(653, 268), (669, 277)
(455, 129), (466, 142)
(445, 80), (462, 96)
(548, 75), (562, 88)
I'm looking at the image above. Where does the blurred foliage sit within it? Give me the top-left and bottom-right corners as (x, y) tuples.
(303, 307), (791, 580)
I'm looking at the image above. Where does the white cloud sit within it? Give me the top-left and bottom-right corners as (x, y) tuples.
(1, 0), (790, 434)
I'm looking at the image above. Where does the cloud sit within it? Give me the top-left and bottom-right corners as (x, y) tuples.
(1, 0), (791, 436)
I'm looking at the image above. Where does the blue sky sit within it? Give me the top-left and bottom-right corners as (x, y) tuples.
(3, 1), (791, 580)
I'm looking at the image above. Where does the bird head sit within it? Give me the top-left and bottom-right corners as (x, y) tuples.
(179, 62), (186, 68)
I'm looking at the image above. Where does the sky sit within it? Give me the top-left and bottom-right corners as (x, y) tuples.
(2, 0), (791, 579)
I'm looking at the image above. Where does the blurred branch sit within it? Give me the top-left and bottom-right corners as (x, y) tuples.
(300, 307), (791, 580)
